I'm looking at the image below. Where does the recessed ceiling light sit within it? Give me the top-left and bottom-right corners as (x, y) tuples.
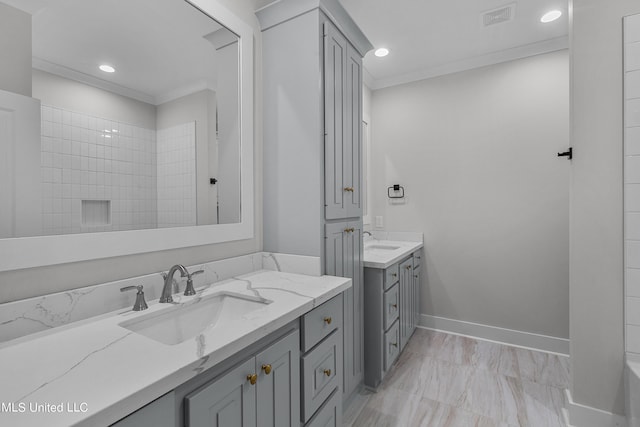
(374, 48), (389, 58)
(99, 64), (115, 73)
(540, 10), (562, 23)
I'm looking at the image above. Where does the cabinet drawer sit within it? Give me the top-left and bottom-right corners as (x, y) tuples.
(304, 388), (342, 427)
(384, 320), (400, 372)
(383, 283), (400, 331)
(302, 294), (342, 352)
(301, 330), (340, 422)
(384, 263), (399, 290)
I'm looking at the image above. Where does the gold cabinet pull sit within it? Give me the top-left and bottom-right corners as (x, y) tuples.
(406, 265), (412, 270)
(391, 303), (398, 309)
(343, 187), (354, 192)
(323, 369), (332, 377)
(323, 316), (332, 325)
(391, 343), (398, 348)
(261, 364), (272, 375)
(391, 273), (397, 277)
(414, 275), (418, 278)
(247, 373), (257, 385)
(343, 228), (355, 233)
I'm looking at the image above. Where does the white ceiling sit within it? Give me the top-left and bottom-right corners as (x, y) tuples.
(338, 0), (569, 89)
(2, 0), (236, 105)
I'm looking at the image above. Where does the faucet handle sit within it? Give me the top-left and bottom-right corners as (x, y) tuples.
(188, 269), (204, 279)
(120, 285), (148, 311)
(159, 271), (168, 280)
(184, 269), (204, 296)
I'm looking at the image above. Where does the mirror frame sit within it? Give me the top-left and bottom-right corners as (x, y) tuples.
(0, 0), (254, 272)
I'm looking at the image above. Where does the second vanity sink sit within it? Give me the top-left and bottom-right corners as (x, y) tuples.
(119, 292), (272, 345)
(366, 244), (401, 251)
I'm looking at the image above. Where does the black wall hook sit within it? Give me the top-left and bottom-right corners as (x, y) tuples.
(557, 147), (573, 160)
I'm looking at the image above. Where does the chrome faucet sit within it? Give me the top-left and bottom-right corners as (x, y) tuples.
(160, 264), (189, 303)
(363, 231), (372, 237)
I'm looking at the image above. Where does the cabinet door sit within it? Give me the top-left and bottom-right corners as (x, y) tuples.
(325, 221), (363, 400)
(343, 221), (363, 398)
(324, 22), (348, 220)
(413, 266), (421, 333)
(344, 43), (362, 218)
(185, 358), (256, 427)
(256, 330), (300, 427)
(398, 258), (413, 350)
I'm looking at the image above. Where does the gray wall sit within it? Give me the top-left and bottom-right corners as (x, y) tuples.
(569, 0), (640, 416)
(369, 50), (570, 339)
(0, 0), (263, 304)
(0, 3), (31, 97)
(157, 89), (217, 225)
(33, 70), (156, 129)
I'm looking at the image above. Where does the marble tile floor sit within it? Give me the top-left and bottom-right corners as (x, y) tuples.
(344, 328), (570, 427)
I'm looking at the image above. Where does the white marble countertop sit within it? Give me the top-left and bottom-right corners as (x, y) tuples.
(363, 239), (424, 269)
(0, 270), (351, 427)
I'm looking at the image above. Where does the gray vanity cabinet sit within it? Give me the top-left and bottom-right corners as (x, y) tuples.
(185, 330), (300, 427)
(325, 221), (363, 400)
(363, 250), (421, 388)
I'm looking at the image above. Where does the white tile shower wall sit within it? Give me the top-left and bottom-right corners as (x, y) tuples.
(625, 13), (640, 357)
(40, 105), (157, 235)
(156, 122), (197, 228)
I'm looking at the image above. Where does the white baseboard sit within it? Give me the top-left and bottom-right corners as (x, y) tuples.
(418, 314), (570, 355)
(563, 389), (628, 427)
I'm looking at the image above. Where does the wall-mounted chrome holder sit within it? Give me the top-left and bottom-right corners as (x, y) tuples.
(387, 184), (405, 199)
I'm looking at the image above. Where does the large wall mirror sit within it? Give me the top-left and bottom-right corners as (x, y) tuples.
(0, 0), (254, 271)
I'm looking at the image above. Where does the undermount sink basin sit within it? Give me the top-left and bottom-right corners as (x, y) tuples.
(366, 244), (401, 251)
(119, 292), (272, 345)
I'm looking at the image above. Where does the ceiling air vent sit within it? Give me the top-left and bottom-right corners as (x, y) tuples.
(482, 3), (516, 27)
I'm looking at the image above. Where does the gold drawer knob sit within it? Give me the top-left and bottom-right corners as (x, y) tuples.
(262, 364), (272, 375)
(324, 317), (332, 325)
(391, 273), (397, 277)
(323, 369), (332, 377)
(391, 343), (398, 348)
(391, 303), (398, 309)
(247, 373), (257, 385)
(406, 266), (412, 270)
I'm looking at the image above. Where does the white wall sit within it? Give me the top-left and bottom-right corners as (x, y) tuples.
(0, 0), (263, 304)
(569, 0), (640, 418)
(0, 3), (31, 97)
(32, 70), (156, 129)
(157, 90), (217, 225)
(370, 50), (570, 339)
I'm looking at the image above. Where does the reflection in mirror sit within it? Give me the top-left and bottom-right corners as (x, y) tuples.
(0, 0), (241, 239)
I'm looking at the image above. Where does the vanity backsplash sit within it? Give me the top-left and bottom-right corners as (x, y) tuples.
(0, 252), (321, 344)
